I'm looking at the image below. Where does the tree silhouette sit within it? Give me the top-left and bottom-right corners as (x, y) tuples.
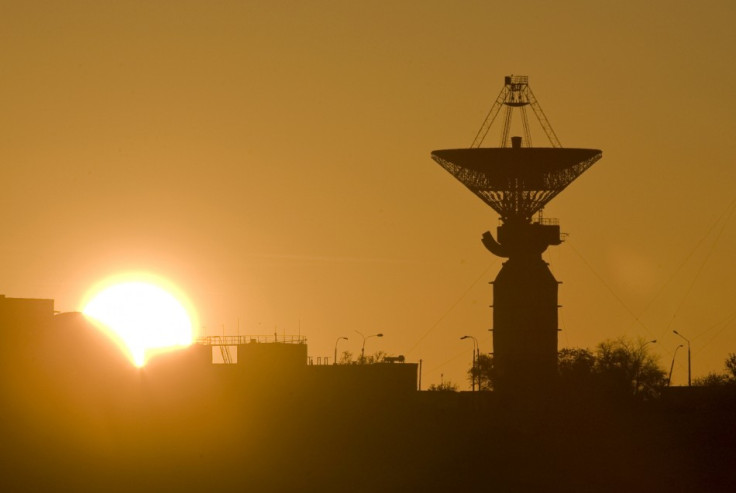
(338, 350), (353, 364)
(693, 353), (736, 386)
(592, 337), (666, 399)
(427, 380), (458, 392)
(467, 353), (495, 390)
(693, 372), (732, 386)
(338, 350), (388, 365)
(558, 347), (596, 391)
(557, 339), (666, 398)
(463, 338), (667, 398)
(725, 353), (736, 380)
(360, 350), (387, 365)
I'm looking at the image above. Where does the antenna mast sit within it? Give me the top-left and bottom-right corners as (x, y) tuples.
(471, 75), (562, 149)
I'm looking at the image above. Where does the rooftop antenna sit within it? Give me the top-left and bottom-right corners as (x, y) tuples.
(431, 75), (602, 394)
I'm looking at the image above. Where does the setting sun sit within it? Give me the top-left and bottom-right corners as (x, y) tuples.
(81, 275), (197, 367)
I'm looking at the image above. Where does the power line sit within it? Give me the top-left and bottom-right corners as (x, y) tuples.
(565, 239), (654, 338)
(663, 198), (736, 338)
(405, 262), (496, 355)
(694, 309), (736, 352)
(424, 348), (471, 376)
(633, 197), (736, 338)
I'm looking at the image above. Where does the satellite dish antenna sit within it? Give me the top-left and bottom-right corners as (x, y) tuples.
(431, 75), (602, 394)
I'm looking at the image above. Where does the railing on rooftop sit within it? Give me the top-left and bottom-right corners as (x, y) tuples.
(196, 334), (307, 346)
(535, 217), (559, 226)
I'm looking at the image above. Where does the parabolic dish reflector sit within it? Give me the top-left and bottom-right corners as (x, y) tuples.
(431, 148), (602, 221)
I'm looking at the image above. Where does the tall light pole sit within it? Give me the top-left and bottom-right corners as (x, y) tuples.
(334, 336), (348, 365)
(356, 330), (383, 364)
(673, 330), (691, 386)
(668, 344), (684, 386)
(461, 335), (479, 391)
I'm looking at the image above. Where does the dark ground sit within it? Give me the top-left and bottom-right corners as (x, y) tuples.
(2, 315), (735, 492)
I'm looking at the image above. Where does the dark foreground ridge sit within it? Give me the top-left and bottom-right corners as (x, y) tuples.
(2, 297), (735, 493)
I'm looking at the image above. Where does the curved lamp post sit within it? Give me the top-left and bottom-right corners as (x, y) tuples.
(334, 336), (348, 365)
(461, 335), (479, 391)
(668, 344), (684, 386)
(642, 339), (657, 349)
(634, 339), (656, 395)
(356, 331), (383, 364)
(673, 330), (691, 386)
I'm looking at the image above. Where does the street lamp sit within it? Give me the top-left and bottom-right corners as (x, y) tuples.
(668, 344), (684, 387)
(673, 330), (691, 386)
(356, 331), (383, 363)
(334, 336), (348, 365)
(634, 339), (657, 395)
(460, 335), (479, 391)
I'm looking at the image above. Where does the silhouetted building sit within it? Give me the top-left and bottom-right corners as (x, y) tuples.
(0, 295), (54, 339)
(195, 335), (418, 394)
(306, 362), (418, 394)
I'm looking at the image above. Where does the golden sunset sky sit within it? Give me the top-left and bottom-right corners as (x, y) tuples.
(2, 1), (735, 387)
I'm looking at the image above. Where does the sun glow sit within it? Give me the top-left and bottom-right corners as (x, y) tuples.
(81, 274), (198, 367)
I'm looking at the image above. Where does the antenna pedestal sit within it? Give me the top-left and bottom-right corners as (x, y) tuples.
(486, 225), (560, 394)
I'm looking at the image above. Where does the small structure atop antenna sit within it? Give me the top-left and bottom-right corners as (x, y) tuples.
(471, 75), (561, 148)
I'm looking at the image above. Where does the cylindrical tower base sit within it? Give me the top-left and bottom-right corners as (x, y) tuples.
(493, 256), (558, 394)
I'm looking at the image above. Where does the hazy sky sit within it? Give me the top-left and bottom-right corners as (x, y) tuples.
(2, 1), (735, 387)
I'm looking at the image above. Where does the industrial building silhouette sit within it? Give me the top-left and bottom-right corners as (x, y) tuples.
(172, 334), (419, 395)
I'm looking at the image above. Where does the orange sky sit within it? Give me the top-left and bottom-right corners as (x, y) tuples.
(2, 1), (735, 388)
